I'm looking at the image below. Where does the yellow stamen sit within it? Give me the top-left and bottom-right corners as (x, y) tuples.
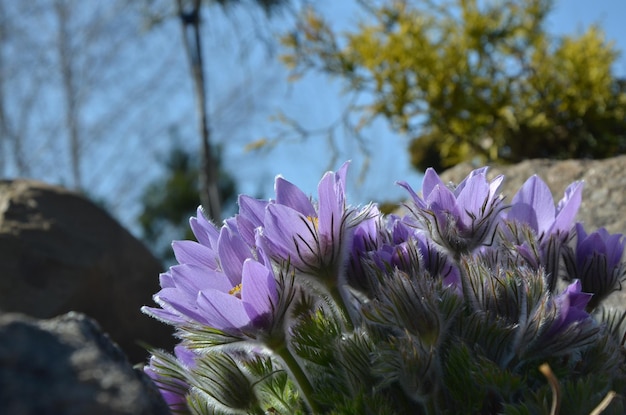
(229, 284), (242, 296)
(307, 216), (319, 229)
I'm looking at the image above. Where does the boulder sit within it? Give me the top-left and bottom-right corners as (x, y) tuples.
(0, 312), (170, 415)
(0, 179), (175, 363)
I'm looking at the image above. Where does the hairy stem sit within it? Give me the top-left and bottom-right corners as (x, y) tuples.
(272, 343), (320, 414)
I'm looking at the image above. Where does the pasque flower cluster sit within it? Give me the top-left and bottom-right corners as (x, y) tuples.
(143, 163), (626, 415)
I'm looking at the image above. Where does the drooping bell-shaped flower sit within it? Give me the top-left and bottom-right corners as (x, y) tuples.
(564, 223), (626, 309)
(399, 167), (505, 255)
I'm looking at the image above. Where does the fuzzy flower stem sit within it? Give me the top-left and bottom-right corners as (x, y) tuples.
(272, 343), (320, 414)
(326, 280), (355, 332)
(455, 254), (475, 309)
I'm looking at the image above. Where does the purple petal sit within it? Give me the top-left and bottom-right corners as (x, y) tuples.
(489, 175), (505, 197)
(156, 288), (210, 325)
(145, 363), (188, 409)
(567, 281), (593, 310)
(169, 264), (232, 296)
(507, 203), (540, 233)
(552, 181), (583, 234)
(397, 181), (426, 209)
(196, 289), (251, 331)
(560, 280), (593, 322)
(238, 195), (268, 225)
(172, 240), (217, 269)
(189, 207), (219, 248)
(454, 167), (489, 196)
(427, 184), (459, 215)
(237, 195), (268, 246)
(575, 222), (589, 241)
(241, 259), (277, 322)
(159, 272), (176, 288)
(391, 215), (411, 244)
(317, 168), (345, 242)
(174, 345), (197, 368)
(577, 224), (625, 270)
(421, 168), (444, 198)
(511, 175), (555, 235)
(578, 232), (607, 261)
(217, 227), (252, 286)
(141, 305), (186, 325)
(275, 176), (316, 217)
(456, 174), (491, 220)
(606, 233), (626, 269)
(335, 161), (350, 184)
(264, 204), (317, 265)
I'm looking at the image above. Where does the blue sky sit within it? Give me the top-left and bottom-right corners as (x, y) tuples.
(216, 0), (626, 218)
(3, 0), (625, 238)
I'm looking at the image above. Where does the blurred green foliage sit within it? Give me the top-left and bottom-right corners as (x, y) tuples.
(280, 0), (626, 171)
(138, 143), (237, 264)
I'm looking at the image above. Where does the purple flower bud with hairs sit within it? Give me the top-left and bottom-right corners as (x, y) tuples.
(399, 167), (505, 255)
(545, 280), (594, 340)
(145, 345), (197, 413)
(564, 223), (626, 309)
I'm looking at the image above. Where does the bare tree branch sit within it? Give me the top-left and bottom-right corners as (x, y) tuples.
(55, 0), (82, 190)
(176, 0), (221, 222)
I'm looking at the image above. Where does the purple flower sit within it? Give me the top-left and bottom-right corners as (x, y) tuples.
(261, 162), (367, 277)
(545, 280), (593, 339)
(143, 217), (281, 340)
(565, 223), (626, 308)
(399, 167), (505, 254)
(347, 206), (383, 290)
(516, 279), (598, 361)
(502, 177), (584, 291)
(145, 345), (197, 412)
(348, 212), (460, 297)
(506, 175), (583, 240)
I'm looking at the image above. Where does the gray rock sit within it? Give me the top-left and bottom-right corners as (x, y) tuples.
(0, 179), (175, 363)
(0, 312), (170, 415)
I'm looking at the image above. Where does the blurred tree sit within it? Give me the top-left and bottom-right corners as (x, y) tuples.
(0, 0), (297, 235)
(138, 138), (237, 264)
(140, 0), (294, 223)
(0, 0), (179, 194)
(279, 0), (626, 171)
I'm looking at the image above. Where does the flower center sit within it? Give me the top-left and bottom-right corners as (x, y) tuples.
(229, 283), (242, 298)
(307, 216), (319, 230)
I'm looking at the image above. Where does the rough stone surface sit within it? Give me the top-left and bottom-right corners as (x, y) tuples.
(0, 312), (170, 415)
(436, 155), (626, 309)
(437, 155), (626, 235)
(0, 179), (175, 363)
